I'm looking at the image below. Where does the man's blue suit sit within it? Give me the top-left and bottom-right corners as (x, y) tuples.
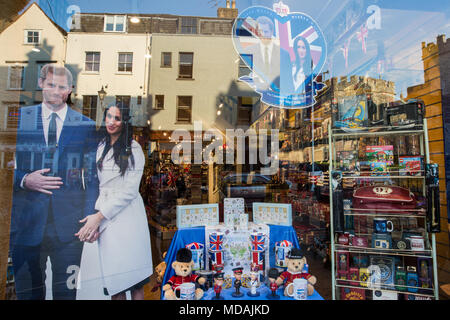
(10, 104), (99, 299)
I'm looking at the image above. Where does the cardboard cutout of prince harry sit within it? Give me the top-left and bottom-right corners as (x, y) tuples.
(10, 64), (99, 299)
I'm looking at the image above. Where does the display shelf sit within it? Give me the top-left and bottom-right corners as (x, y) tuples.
(335, 283), (435, 299)
(335, 244), (433, 259)
(331, 127), (424, 138)
(328, 119), (440, 300)
(344, 208), (426, 218)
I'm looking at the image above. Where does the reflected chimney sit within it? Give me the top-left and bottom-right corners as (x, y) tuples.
(217, 0), (238, 18)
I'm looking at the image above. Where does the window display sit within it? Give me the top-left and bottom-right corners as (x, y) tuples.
(329, 115), (440, 300)
(0, 0), (449, 303)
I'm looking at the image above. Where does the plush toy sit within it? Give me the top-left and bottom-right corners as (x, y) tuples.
(163, 248), (206, 300)
(151, 252), (167, 293)
(275, 248), (317, 296)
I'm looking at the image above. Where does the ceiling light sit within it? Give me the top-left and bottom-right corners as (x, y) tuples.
(32, 48), (40, 52)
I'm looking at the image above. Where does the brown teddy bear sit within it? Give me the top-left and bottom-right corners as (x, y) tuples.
(151, 252), (167, 293)
(275, 248), (317, 296)
(163, 248), (206, 300)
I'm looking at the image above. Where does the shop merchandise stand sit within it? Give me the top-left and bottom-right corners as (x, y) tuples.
(328, 120), (439, 300)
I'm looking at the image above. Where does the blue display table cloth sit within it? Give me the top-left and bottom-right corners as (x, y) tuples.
(161, 224), (323, 300)
(202, 283), (324, 300)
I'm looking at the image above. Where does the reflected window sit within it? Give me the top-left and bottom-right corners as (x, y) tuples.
(6, 105), (20, 129)
(178, 52), (194, 79)
(104, 15), (126, 32)
(116, 95), (131, 108)
(85, 52), (100, 72)
(24, 30), (40, 44)
(118, 52), (133, 72)
(161, 52), (172, 67)
(238, 54), (252, 78)
(237, 97), (254, 125)
(8, 66), (24, 90)
(82, 95), (98, 121)
(177, 96), (192, 123)
(154, 95), (165, 110)
(180, 17), (197, 34)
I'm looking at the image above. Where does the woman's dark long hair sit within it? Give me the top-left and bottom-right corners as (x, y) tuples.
(293, 36), (312, 80)
(97, 103), (134, 176)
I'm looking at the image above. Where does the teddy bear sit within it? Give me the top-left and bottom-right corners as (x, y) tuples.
(162, 248), (206, 300)
(151, 252), (167, 293)
(275, 247), (317, 296)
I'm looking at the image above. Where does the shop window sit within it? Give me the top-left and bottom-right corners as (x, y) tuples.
(104, 15), (126, 32)
(154, 95), (165, 110)
(180, 17), (197, 34)
(85, 52), (100, 72)
(8, 66), (25, 90)
(82, 95), (98, 121)
(178, 52), (194, 79)
(118, 52), (133, 72)
(116, 95), (131, 108)
(24, 30), (40, 44)
(6, 105), (20, 129)
(161, 52), (172, 67)
(238, 54), (252, 78)
(177, 96), (192, 123)
(237, 96), (254, 125)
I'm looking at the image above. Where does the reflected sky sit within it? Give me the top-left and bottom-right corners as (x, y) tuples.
(25, 0), (450, 98)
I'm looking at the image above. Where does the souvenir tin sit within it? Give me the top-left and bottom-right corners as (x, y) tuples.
(275, 240), (292, 267)
(185, 242), (205, 271)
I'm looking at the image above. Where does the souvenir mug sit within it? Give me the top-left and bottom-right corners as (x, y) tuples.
(409, 236), (425, 251)
(177, 282), (196, 300)
(286, 278), (308, 300)
(373, 218), (394, 234)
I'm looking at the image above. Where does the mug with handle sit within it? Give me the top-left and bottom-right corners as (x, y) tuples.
(177, 282), (196, 300)
(286, 278), (308, 300)
(373, 217), (394, 234)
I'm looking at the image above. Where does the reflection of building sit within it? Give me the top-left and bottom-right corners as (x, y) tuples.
(406, 34), (450, 291)
(267, 75), (395, 163)
(0, 0), (28, 33)
(0, 2), (67, 166)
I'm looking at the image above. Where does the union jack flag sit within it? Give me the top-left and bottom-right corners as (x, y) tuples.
(185, 242), (204, 250)
(250, 233), (266, 252)
(209, 233), (224, 251)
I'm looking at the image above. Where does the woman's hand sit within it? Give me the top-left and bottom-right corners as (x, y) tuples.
(75, 212), (105, 242)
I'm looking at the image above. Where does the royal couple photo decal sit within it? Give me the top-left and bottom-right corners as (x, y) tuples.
(232, 1), (327, 109)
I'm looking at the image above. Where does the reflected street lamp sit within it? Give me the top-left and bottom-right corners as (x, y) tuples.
(98, 85), (107, 111)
